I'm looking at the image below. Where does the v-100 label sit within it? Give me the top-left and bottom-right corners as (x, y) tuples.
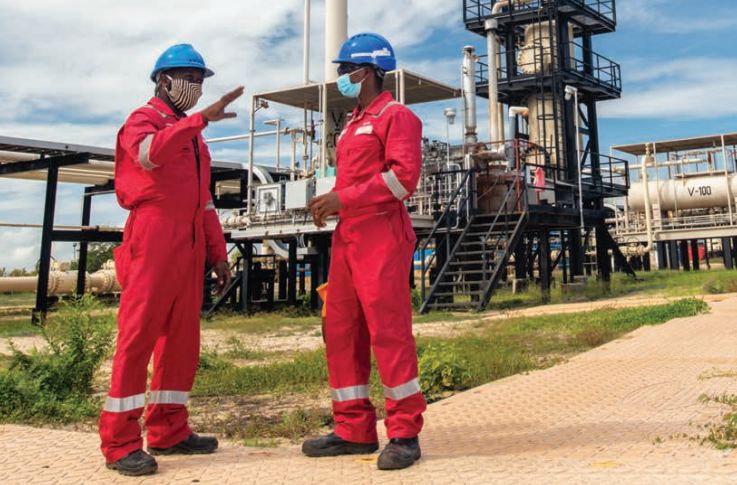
(688, 186), (712, 197)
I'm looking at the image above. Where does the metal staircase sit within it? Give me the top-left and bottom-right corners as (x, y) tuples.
(419, 168), (530, 313)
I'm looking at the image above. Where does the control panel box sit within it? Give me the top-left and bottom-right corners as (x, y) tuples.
(285, 179), (315, 210)
(315, 177), (337, 197)
(256, 183), (283, 215)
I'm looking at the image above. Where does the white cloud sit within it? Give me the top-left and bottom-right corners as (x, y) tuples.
(617, 0), (737, 34)
(600, 57), (737, 119)
(0, 0), (462, 270)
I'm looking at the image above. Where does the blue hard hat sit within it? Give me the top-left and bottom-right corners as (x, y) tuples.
(150, 44), (214, 82)
(332, 32), (396, 72)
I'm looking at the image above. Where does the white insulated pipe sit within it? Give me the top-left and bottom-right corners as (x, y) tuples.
(325, 0), (347, 82)
(462, 46), (478, 146)
(640, 147), (655, 254)
(484, 18), (501, 143)
(485, 0), (534, 144)
(0, 270), (120, 296)
(303, 0), (311, 84)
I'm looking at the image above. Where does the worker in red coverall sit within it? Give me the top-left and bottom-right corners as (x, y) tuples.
(99, 44), (244, 477)
(302, 33), (426, 471)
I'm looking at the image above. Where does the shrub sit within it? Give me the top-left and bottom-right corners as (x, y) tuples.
(417, 342), (472, 398)
(0, 294), (115, 423)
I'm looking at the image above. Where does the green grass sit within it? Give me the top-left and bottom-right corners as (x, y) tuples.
(477, 269), (737, 312)
(0, 293), (36, 307)
(0, 314), (38, 337)
(202, 309), (320, 335)
(194, 298), (708, 399)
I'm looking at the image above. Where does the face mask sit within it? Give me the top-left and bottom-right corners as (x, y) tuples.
(164, 75), (202, 112)
(337, 71), (364, 98)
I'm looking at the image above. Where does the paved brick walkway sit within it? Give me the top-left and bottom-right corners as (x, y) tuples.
(2, 296), (737, 484)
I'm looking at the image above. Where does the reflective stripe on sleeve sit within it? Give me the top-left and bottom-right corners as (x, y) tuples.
(138, 134), (159, 171)
(103, 393), (146, 413)
(148, 390), (189, 405)
(382, 170), (409, 200)
(383, 378), (421, 401)
(330, 385), (371, 402)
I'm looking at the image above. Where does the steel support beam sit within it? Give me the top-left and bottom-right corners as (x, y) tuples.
(0, 152), (90, 175)
(34, 161), (59, 320)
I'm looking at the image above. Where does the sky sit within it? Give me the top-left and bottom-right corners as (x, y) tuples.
(1, 0), (736, 271)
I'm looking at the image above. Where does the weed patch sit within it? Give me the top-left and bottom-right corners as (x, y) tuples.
(697, 393), (737, 450)
(0, 294), (115, 423)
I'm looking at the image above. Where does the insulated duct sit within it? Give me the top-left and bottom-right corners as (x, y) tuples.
(462, 45), (478, 146)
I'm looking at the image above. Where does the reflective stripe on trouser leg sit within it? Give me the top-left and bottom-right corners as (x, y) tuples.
(148, 391), (190, 405)
(383, 378), (421, 401)
(103, 394), (146, 413)
(330, 385), (370, 402)
(325, 223), (378, 444)
(350, 210), (426, 439)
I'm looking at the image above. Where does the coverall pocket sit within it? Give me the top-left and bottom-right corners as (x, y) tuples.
(113, 244), (132, 290)
(382, 212), (415, 245)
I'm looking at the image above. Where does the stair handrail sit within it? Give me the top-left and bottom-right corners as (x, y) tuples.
(419, 167), (475, 308)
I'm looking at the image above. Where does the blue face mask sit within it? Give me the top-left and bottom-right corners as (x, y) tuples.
(337, 71), (363, 98)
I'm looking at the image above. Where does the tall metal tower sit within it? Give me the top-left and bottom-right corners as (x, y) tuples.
(419, 0), (633, 312)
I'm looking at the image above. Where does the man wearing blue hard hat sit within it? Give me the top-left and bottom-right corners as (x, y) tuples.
(99, 43), (244, 476)
(304, 32), (426, 470)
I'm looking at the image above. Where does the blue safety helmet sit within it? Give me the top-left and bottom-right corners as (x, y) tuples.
(150, 44), (215, 82)
(332, 32), (396, 72)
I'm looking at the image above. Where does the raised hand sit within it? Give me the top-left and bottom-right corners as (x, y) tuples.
(201, 86), (245, 123)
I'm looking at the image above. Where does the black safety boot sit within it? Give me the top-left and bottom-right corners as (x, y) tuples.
(147, 433), (219, 456)
(377, 437), (421, 470)
(302, 432), (379, 457)
(106, 449), (158, 476)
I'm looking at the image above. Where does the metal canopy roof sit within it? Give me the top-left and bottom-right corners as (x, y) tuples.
(613, 133), (737, 157)
(0, 135), (245, 186)
(256, 69), (461, 111)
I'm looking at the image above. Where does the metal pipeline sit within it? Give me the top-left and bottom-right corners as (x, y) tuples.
(506, 106), (529, 168)
(303, 0), (311, 85)
(0, 269), (120, 296)
(462, 46), (478, 146)
(626, 143), (655, 257)
(324, 0), (347, 82)
(483, 0), (534, 144)
(484, 18), (501, 143)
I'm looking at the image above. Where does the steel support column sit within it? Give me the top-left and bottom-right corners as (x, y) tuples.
(723, 237), (733, 270)
(240, 241), (253, 313)
(34, 161), (59, 321)
(679, 240), (691, 271)
(288, 239), (298, 306)
(669, 241), (680, 270)
(75, 189), (93, 295)
(595, 225), (611, 288)
(690, 239), (700, 271)
(539, 230), (551, 302)
(656, 242), (668, 270)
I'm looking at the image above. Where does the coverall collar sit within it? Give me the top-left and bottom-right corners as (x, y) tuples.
(147, 96), (185, 120)
(350, 91), (394, 123)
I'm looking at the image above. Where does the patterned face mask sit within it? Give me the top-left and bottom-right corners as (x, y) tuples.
(165, 75), (202, 112)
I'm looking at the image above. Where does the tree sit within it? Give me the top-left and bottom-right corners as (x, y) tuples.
(83, 243), (119, 273)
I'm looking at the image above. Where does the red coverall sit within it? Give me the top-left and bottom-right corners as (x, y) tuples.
(99, 97), (227, 463)
(327, 91), (427, 444)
